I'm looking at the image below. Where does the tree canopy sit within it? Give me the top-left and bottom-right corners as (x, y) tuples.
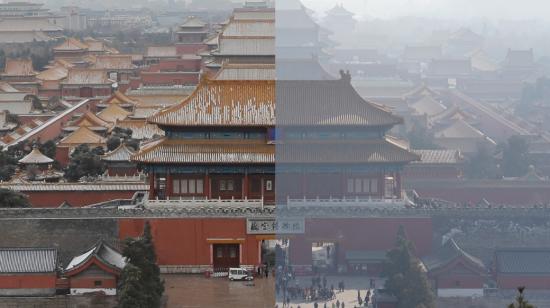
(382, 226), (435, 308)
(0, 151), (18, 181)
(64, 144), (106, 182)
(118, 264), (148, 308)
(508, 287), (535, 308)
(0, 188), (30, 208)
(118, 221), (164, 308)
(407, 123), (439, 150)
(500, 136), (530, 178)
(464, 142), (500, 179)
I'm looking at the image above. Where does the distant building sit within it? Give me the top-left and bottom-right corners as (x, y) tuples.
(176, 16), (208, 44)
(495, 248), (550, 290)
(64, 241), (125, 296)
(0, 16), (63, 43)
(58, 6), (87, 32)
(208, 6), (275, 74)
(445, 28), (484, 57)
(53, 38), (90, 62)
(102, 143), (137, 176)
(322, 4), (356, 37)
(433, 118), (496, 154)
(17, 146), (63, 183)
(0, 2), (49, 17)
(0, 242), (125, 297)
(423, 239), (486, 297)
(60, 69), (114, 101)
(0, 92), (34, 115)
(501, 49), (538, 80)
(403, 149), (464, 180)
(0, 248), (58, 296)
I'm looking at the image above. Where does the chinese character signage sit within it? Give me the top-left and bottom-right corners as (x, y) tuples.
(247, 218), (305, 234)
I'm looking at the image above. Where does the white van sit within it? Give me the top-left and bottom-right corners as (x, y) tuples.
(228, 268), (253, 281)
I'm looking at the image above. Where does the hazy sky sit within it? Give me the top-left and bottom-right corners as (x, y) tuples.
(299, 0), (550, 20)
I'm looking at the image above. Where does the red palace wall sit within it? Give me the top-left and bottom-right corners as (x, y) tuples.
(55, 146), (70, 167)
(139, 72), (199, 86)
(61, 87), (111, 99)
(16, 99), (96, 146)
(70, 277), (117, 289)
(175, 44), (207, 55)
(408, 181), (550, 204)
(435, 274), (484, 289)
(148, 58), (201, 72)
(25, 190), (139, 207)
(119, 218), (263, 267)
(17, 114), (54, 126)
(289, 217), (433, 265)
(0, 274), (56, 289)
(497, 275), (550, 290)
(403, 165), (462, 180)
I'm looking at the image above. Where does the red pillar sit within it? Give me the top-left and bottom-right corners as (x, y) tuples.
(243, 171), (249, 199)
(204, 173), (210, 199)
(378, 172), (385, 199)
(395, 171), (402, 199)
(149, 173), (155, 200)
(301, 171), (307, 198)
(166, 173), (173, 199)
(340, 171), (345, 199)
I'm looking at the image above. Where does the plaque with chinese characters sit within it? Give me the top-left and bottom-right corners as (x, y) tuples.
(247, 218), (305, 234)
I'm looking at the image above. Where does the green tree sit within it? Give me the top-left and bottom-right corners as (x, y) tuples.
(107, 137), (121, 151)
(0, 188), (30, 208)
(119, 221), (164, 308)
(465, 142), (500, 179)
(508, 287), (535, 308)
(31, 96), (43, 111)
(64, 144), (106, 182)
(382, 226), (435, 308)
(407, 124), (439, 150)
(38, 140), (57, 161)
(0, 151), (18, 181)
(501, 136), (530, 177)
(118, 264), (148, 308)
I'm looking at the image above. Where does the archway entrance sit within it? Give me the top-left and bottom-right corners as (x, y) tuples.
(212, 244), (239, 270)
(312, 242), (337, 273)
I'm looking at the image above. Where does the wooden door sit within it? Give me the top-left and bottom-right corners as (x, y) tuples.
(248, 175), (275, 203)
(213, 244), (239, 270)
(80, 87), (93, 97)
(211, 175), (242, 199)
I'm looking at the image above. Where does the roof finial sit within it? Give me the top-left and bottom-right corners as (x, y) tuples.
(339, 69), (351, 83)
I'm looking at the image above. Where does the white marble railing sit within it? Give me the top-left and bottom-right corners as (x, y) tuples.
(98, 173), (146, 182)
(144, 196), (408, 208)
(287, 196), (407, 208)
(145, 197), (265, 207)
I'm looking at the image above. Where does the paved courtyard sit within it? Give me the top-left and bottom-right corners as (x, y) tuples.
(162, 274), (383, 308)
(163, 274), (275, 308)
(276, 276), (384, 308)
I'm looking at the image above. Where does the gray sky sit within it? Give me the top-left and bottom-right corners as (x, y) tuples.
(300, 0), (550, 20)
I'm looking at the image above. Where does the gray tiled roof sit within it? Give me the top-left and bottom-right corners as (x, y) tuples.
(422, 239), (485, 273)
(0, 248), (57, 273)
(65, 241), (125, 272)
(277, 78), (403, 127)
(496, 249), (550, 274)
(102, 143), (135, 162)
(412, 149), (462, 164)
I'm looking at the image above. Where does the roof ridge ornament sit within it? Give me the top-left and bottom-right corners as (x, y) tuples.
(339, 69), (351, 83)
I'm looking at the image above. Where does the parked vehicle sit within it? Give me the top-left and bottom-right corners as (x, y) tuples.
(229, 268), (254, 281)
